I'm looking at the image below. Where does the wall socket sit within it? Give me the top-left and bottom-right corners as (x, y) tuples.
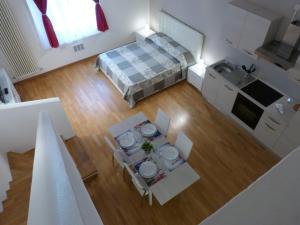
(73, 43), (84, 52)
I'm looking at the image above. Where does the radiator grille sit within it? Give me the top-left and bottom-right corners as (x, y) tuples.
(0, 0), (38, 82)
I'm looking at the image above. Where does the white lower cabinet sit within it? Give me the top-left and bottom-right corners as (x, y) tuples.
(201, 65), (300, 158)
(253, 112), (286, 149)
(273, 112), (300, 157)
(215, 81), (237, 114)
(202, 71), (237, 114)
(201, 71), (222, 105)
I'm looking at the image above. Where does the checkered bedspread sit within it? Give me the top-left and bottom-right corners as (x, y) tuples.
(96, 33), (195, 107)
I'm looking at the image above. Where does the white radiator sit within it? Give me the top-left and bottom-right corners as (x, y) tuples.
(0, 0), (39, 82)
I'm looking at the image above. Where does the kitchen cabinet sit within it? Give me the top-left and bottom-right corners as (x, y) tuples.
(253, 112), (286, 149)
(202, 69), (238, 115)
(226, 0), (282, 58)
(202, 60), (299, 158)
(215, 80), (237, 114)
(273, 112), (300, 157)
(224, 4), (246, 48)
(201, 71), (222, 105)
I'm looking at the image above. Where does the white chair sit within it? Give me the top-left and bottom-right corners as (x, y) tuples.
(124, 163), (152, 206)
(104, 136), (126, 171)
(154, 108), (170, 136)
(175, 132), (193, 160)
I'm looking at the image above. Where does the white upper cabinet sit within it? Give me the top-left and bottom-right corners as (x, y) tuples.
(239, 13), (271, 58)
(225, 0), (282, 58)
(224, 4), (246, 48)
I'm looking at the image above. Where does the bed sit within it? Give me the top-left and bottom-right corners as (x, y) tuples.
(96, 11), (205, 107)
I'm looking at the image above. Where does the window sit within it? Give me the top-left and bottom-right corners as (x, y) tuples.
(26, 0), (99, 48)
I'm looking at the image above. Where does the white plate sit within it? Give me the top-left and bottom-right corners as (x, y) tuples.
(139, 161), (157, 179)
(141, 123), (157, 137)
(160, 145), (179, 161)
(118, 132), (136, 148)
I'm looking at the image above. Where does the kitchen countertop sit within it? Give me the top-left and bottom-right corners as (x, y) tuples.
(208, 60), (298, 125)
(207, 60), (256, 89)
(267, 96), (297, 125)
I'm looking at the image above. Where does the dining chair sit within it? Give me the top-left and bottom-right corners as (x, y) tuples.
(154, 108), (170, 136)
(104, 136), (126, 177)
(124, 163), (152, 206)
(175, 132), (193, 160)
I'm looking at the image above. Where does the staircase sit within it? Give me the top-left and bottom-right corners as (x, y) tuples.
(0, 150), (34, 225)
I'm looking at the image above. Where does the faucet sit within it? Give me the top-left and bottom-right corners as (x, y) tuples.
(242, 64), (256, 75)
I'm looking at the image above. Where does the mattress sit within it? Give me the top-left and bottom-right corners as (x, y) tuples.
(96, 33), (195, 107)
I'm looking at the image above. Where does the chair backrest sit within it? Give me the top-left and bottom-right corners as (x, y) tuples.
(124, 163), (145, 191)
(104, 136), (127, 168)
(175, 132), (193, 160)
(104, 136), (117, 153)
(155, 108), (170, 136)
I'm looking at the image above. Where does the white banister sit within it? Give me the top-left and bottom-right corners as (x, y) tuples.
(0, 97), (74, 153)
(28, 112), (104, 225)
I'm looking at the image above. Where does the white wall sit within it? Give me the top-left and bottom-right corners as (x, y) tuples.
(199, 145), (300, 225)
(28, 112), (103, 225)
(150, 0), (300, 100)
(0, 98), (74, 153)
(1, 0), (149, 79)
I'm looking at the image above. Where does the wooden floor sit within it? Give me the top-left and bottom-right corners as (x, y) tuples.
(0, 57), (279, 225)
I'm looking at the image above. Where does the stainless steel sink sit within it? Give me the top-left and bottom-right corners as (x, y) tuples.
(213, 63), (234, 74)
(210, 60), (256, 88)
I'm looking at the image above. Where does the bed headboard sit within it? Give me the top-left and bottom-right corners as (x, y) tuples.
(158, 11), (205, 63)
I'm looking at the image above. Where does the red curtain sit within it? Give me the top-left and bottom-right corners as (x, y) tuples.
(93, 0), (109, 32)
(33, 0), (59, 48)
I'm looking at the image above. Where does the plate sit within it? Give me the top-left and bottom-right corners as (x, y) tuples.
(160, 145), (179, 161)
(139, 161), (157, 179)
(141, 123), (157, 137)
(118, 132), (136, 148)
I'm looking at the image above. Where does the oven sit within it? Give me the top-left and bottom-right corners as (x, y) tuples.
(231, 93), (264, 130)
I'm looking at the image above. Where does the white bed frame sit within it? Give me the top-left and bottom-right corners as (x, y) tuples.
(159, 11), (205, 62)
(98, 11), (205, 107)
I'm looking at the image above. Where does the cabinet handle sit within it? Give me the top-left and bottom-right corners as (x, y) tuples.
(264, 123), (276, 131)
(268, 116), (280, 125)
(224, 84), (234, 92)
(295, 78), (300, 82)
(226, 39), (233, 45)
(208, 73), (216, 79)
(243, 49), (253, 56)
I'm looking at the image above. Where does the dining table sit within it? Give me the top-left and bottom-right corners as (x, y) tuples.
(108, 112), (200, 205)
